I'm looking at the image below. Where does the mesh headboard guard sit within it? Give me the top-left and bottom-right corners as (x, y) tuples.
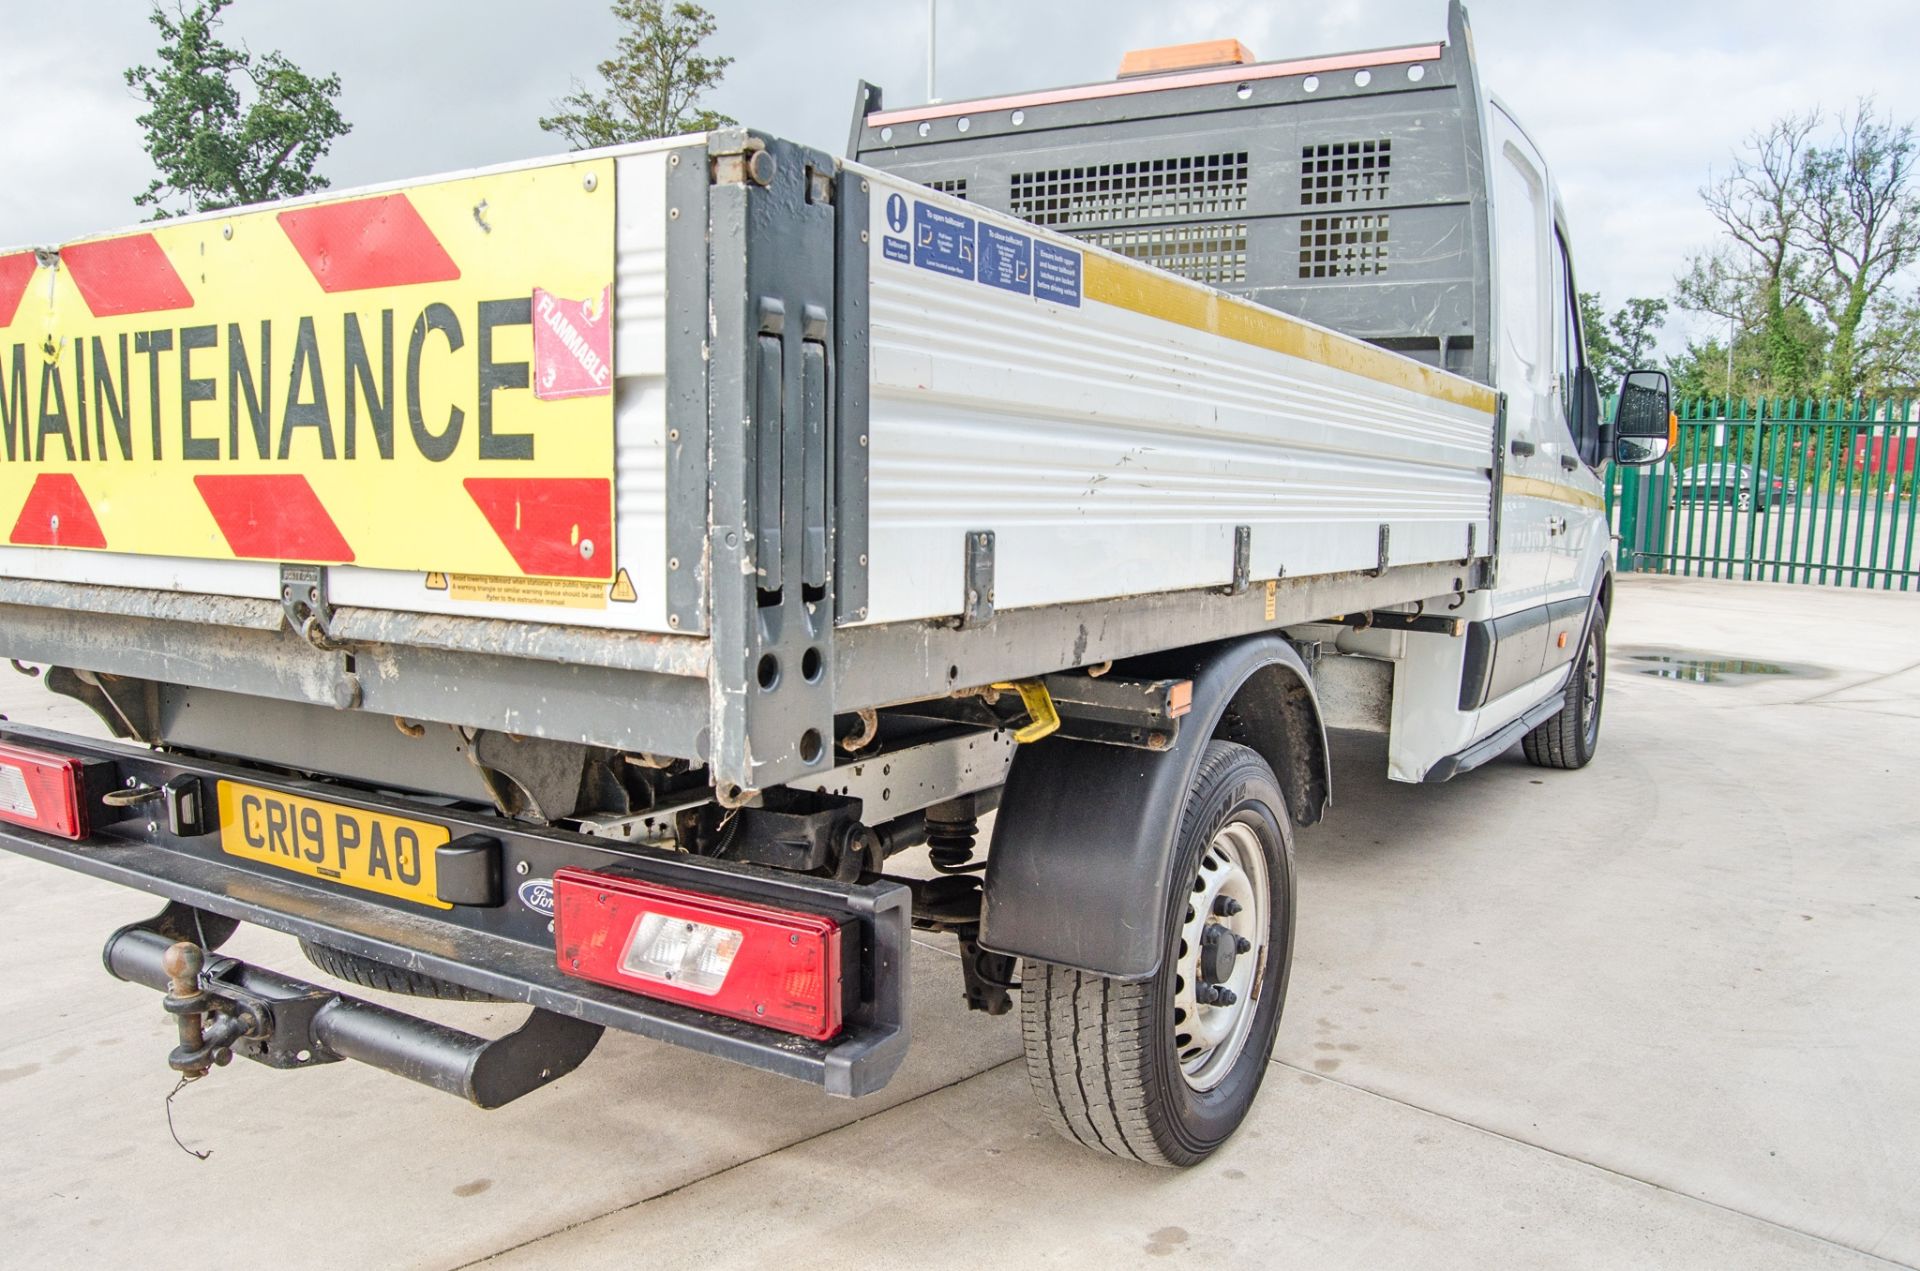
(848, 2), (1493, 385)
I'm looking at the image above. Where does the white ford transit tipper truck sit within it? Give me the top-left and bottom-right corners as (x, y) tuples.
(0, 2), (1671, 1164)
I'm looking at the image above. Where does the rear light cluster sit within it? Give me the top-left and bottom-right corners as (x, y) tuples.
(0, 741), (92, 840)
(552, 868), (849, 1041)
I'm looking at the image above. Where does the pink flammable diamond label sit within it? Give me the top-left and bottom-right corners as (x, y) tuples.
(532, 286), (613, 400)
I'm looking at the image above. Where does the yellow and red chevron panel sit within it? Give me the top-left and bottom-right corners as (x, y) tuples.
(0, 157), (617, 580)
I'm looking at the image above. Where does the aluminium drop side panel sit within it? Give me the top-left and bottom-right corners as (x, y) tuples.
(851, 168), (1496, 627)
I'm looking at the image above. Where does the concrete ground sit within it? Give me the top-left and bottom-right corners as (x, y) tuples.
(2, 574), (1916, 1269)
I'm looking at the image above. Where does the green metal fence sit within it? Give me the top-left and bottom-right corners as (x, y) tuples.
(1608, 398), (1920, 589)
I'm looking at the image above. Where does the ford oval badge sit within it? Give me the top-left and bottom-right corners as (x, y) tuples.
(518, 878), (556, 916)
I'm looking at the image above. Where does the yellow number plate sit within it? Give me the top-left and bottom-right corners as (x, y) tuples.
(217, 781), (451, 910)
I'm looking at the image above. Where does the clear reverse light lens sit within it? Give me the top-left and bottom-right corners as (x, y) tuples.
(0, 761), (37, 818)
(621, 912), (743, 995)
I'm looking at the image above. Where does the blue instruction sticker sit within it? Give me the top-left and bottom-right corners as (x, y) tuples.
(913, 201), (975, 280)
(883, 236), (910, 264)
(1033, 241), (1082, 307)
(976, 223), (1032, 295)
(885, 192), (908, 233)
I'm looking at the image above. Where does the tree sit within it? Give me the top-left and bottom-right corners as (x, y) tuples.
(125, 0), (350, 218)
(540, 1), (733, 149)
(1856, 288), (1920, 394)
(1579, 290), (1668, 386)
(1794, 100), (1920, 398)
(1679, 112), (1822, 395)
(1666, 302), (1830, 402)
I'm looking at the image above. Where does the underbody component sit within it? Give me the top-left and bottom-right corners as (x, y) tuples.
(107, 919), (603, 1107)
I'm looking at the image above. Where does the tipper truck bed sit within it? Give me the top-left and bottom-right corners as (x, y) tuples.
(0, 2), (1671, 1164)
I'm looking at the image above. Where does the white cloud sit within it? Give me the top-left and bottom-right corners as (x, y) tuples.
(4, 0), (1918, 361)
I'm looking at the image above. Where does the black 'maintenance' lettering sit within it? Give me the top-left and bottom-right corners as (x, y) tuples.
(36, 354), (74, 463)
(70, 340), (90, 461)
(344, 310), (394, 460)
(407, 302), (464, 462)
(279, 316), (335, 459)
(0, 343), (26, 461)
(135, 329), (172, 461)
(228, 321), (271, 459)
(179, 324), (218, 460)
(92, 335), (132, 461)
(477, 297), (532, 460)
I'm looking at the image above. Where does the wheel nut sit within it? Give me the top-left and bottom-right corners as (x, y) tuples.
(1213, 896), (1243, 917)
(1235, 935), (1252, 955)
(1212, 987), (1237, 1007)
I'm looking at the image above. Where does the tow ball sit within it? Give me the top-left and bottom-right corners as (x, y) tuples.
(161, 942), (268, 1077)
(106, 915), (605, 1108)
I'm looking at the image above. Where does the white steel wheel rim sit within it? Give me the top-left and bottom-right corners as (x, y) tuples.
(1172, 819), (1269, 1092)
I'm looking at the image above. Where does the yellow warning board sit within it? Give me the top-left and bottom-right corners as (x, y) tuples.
(0, 158), (618, 580)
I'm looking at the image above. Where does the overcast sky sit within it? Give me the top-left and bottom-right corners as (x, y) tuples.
(5, 0), (1919, 352)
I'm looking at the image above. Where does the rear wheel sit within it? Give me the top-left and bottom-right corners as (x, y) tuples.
(296, 938), (501, 1002)
(1019, 741), (1295, 1166)
(1522, 602), (1606, 770)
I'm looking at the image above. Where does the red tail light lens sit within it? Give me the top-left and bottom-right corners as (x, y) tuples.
(552, 868), (848, 1041)
(0, 741), (90, 839)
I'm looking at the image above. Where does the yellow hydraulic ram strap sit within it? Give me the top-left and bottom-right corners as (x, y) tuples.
(991, 680), (1061, 744)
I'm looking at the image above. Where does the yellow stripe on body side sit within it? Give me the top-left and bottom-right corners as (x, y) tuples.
(1502, 475), (1605, 510)
(1080, 253), (1501, 416)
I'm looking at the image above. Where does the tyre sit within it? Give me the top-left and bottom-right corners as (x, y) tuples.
(296, 938), (502, 1002)
(1019, 740), (1295, 1166)
(1522, 602), (1606, 770)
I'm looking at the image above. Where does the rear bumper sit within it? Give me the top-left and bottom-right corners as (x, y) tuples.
(0, 723), (910, 1098)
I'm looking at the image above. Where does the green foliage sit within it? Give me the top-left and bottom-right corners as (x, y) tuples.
(1676, 104), (1920, 400)
(541, 1), (734, 148)
(1795, 101), (1920, 398)
(125, 0), (350, 218)
(1580, 290), (1668, 387)
(1665, 301), (1829, 401)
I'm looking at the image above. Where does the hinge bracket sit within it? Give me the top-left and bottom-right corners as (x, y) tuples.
(960, 530), (995, 628)
(279, 565), (340, 648)
(1225, 524), (1251, 595)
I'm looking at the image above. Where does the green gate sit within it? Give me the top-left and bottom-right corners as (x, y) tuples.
(1609, 398), (1920, 589)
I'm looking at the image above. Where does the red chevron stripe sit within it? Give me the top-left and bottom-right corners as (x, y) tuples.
(278, 194), (461, 293)
(0, 251), (34, 328)
(9, 473), (107, 548)
(464, 478), (613, 579)
(61, 234), (194, 317)
(195, 474), (354, 563)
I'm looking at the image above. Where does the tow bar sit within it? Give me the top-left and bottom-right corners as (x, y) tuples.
(104, 906), (603, 1108)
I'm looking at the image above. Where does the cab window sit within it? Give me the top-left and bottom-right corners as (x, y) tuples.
(1551, 229), (1580, 428)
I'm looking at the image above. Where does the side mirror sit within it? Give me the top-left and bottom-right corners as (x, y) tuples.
(1613, 368), (1673, 466)
(1572, 364), (1602, 467)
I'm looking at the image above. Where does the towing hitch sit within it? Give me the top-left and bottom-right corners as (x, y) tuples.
(105, 913), (604, 1108)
